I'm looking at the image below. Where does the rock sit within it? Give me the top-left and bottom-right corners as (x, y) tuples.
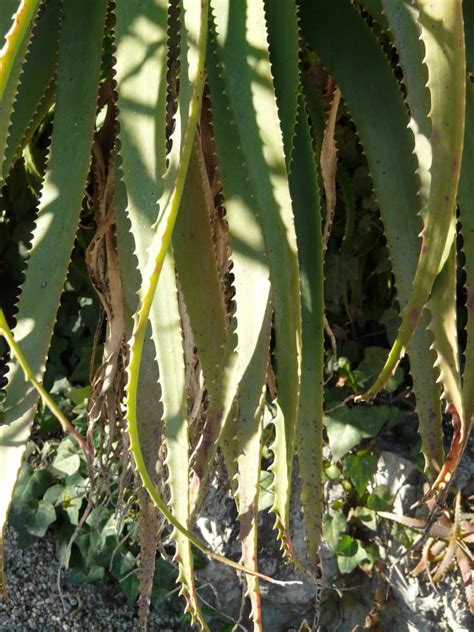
(195, 452), (473, 631)
(195, 474), (319, 631)
(375, 450), (420, 512)
(2, 444), (472, 630)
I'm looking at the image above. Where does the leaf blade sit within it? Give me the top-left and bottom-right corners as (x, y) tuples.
(0, 0), (108, 593)
(290, 97), (324, 565)
(0, 0), (41, 177)
(209, 0), (302, 555)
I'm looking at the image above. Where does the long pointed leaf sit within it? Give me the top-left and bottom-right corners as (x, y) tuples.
(114, 0), (206, 624)
(291, 97), (324, 566)
(174, 142), (236, 513)
(209, 0), (302, 557)
(116, 0), (284, 590)
(0, 0), (108, 593)
(0, 0), (41, 177)
(2, 0), (61, 180)
(455, 78), (474, 486)
(234, 303), (272, 630)
(206, 28), (277, 618)
(300, 0), (446, 470)
(114, 166), (169, 629)
(381, 0), (445, 474)
(361, 0), (465, 397)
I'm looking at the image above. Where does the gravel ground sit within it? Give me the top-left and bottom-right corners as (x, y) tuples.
(0, 528), (181, 631)
(1, 442), (473, 631)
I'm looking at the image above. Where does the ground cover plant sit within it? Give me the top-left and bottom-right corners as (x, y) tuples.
(0, 0), (473, 629)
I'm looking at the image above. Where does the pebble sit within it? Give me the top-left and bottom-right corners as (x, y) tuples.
(0, 528), (181, 631)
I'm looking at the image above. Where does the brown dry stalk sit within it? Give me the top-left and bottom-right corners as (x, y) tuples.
(321, 87), (341, 252)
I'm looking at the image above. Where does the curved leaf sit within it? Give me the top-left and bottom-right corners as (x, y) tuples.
(117, 0), (284, 594)
(114, 0), (206, 624)
(300, 0), (446, 470)
(0, 0), (108, 594)
(381, 0), (444, 473)
(207, 27), (274, 618)
(0, 0), (41, 178)
(174, 142), (237, 514)
(362, 0), (465, 397)
(209, 0), (302, 557)
(2, 0), (61, 180)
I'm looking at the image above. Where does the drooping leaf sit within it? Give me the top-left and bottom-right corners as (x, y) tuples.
(0, 0), (42, 177)
(300, 0), (420, 311)
(380, 0), (445, 477)
(455, 78), (474, 483)
(174, 144), (227, 403)
(2, 0), (61, 180)
(362, 0), (466, 398)
(114, 167), (165, 631)
(206, 29), (275, 619)
(233, 302), (272, 630)
(290, 97), (324, 566)
(209, 0), (302, 557)
(117, 0), (288, 595)
(300, 0), (446, 471)
(114, 0), (206, 624)
(0, 0), (108, 594)
(174, 142), (237, 514)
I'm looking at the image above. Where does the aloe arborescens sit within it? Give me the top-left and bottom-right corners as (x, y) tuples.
(0, 0), (472, 628)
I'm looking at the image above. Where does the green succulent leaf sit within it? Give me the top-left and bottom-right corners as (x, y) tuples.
(300, 0), (448, 472)
(2, 0), (61, 180)
(456, 78), (474, 469)
(290, 97), (324, 565)
(0, 0), (108, 593)
(209, 0), (302, 558)
(0, 0), (42, 178)
(1, 1), (473, 625)
(115, 0), (207, 624)
(363, 0), (466, 398)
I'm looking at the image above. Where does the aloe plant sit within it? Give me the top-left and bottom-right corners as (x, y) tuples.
(0, 0), (473, 628)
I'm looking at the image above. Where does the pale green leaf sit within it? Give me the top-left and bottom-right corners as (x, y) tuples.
(0, 0), (108, 593)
